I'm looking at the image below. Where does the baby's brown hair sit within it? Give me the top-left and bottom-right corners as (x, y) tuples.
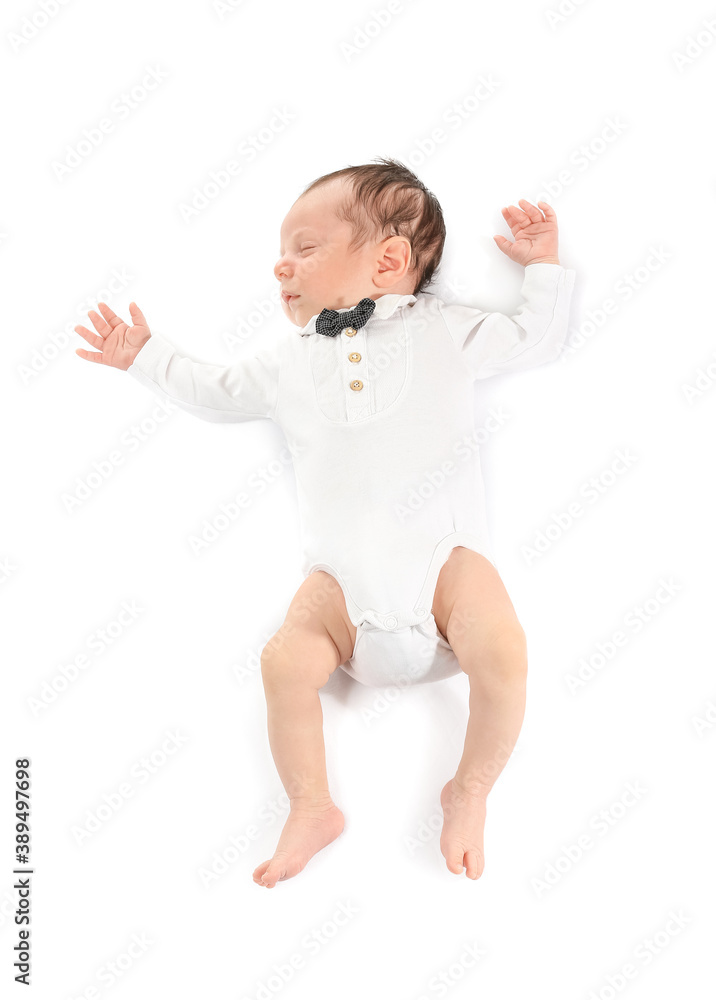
(299, 157), (446, 297)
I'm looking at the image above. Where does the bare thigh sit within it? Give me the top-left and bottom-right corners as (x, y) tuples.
(432, 547), (524, 654)
(263, 571), (358, 687)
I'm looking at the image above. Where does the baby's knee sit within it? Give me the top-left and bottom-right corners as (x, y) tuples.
(260, 624), (338, 690)
(452, 615), (527, 679)
(260, 634), (294, 681)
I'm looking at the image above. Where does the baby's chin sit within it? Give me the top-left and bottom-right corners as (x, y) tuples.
(288, 304), (309, 327)
(280, 299), (304, 327)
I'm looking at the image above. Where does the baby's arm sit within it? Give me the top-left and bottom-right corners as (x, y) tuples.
(438, 262), (576, 380)
(439, 199), (576, 380)
(75, 301), (282, 423)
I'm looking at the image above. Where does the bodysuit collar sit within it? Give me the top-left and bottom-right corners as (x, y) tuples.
(296, 293), (417, 336)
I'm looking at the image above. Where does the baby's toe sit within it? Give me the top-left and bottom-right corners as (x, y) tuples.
(443, 850), (465, 875)
(252, 861), (270, 885)
(464, 850), (484, 880)
(261, 855), (293, 888)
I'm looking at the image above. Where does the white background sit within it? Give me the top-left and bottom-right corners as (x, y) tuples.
(2, 0), (715, 997)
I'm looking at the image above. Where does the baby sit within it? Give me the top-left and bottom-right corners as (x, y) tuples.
(75, 157), (576, 887)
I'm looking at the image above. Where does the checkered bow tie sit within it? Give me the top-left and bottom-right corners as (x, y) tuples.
(315, 297), (376, 337)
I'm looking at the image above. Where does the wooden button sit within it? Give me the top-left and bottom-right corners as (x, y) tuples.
(348, 352), (361, 363)
(344, 327), (358, 337)
(350, 380), (363, 391)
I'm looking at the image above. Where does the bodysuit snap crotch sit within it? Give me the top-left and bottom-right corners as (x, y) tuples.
(307, 533), (497, 688)
(340, 614), (462, 687)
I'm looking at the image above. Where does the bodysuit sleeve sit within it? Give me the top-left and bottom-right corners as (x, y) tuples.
(437, 262), (577, 380)
(126, 331), (285, 423)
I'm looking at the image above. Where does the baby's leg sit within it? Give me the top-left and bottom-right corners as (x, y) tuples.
(253, 571), (356, 889)
(432, 547), (528, 880)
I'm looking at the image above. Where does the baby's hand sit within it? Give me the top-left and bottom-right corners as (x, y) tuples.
(493, 200), (560, 266)
(74, 301), (151, 371)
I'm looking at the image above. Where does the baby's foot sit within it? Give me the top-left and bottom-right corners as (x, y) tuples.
(252, 800), (344, 888)
(439, 778), (487, 879)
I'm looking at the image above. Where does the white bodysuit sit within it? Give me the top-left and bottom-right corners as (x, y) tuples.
(127, 262), (576, 686)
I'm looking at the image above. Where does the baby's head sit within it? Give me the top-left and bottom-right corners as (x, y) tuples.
(275, 157), (446, 328)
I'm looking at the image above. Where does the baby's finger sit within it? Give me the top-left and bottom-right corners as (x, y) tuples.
(97, 301), (125, 331)
(87, 309), (111, 337)
(128, 301), (148, 328)
(75, 348), (105, 363)
(74, 324), (105, 350)
(503, 203), (529, 233)
(537, 201), (557, 223)
(501, 205), (521, 231)
(517, 199), (541, 223)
